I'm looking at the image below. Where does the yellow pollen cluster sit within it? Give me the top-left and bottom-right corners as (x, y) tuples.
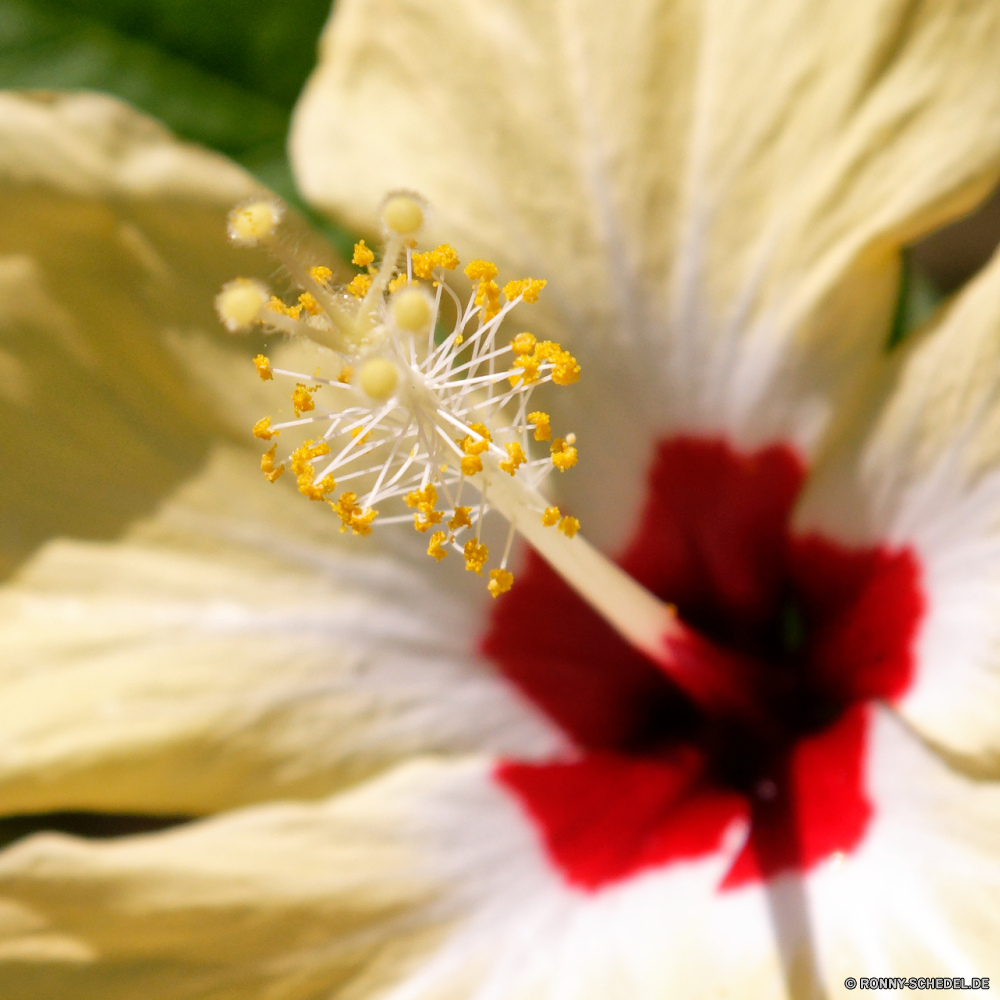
(337, 366), (354, 384)
(427, 531), (449, 562)
(502, 278), (547, 303)
(268, 295), (303, 319)
(542, 506), (561, 527)
(291, 440), (335, 500)
(352, 240), (375, 267)
(488, 568), (514, 598)
(449, 506), (472, 530)
(253, 354), (273, 381)
(551, 436), (578, 471)
(292, 384), (317, 417)
(406, 483), (444, 532)
(387, 273), (409, 293)
(310, 265), (333, 284)
(253, 416), (277, 440)
(500, 441), (526, 475)
(458, 422), (492, 475)
(329, 492), (378, 535)
(510, 340), (580, 387)
(261, 444), (285, 483)
(347, 274), (373, 298)
(464, 539), (489, 575)
(411, 244), (460, 280)
(559, 515), (580, 537)
(298, 292), (322, 316)
(465, 260), (501, 321)
(528, 411), (551, 441)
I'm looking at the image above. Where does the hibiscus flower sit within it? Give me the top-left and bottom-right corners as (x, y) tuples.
(2, 0), (1000, 997)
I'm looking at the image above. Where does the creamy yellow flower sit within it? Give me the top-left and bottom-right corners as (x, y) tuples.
(1, 0), (1000, 997)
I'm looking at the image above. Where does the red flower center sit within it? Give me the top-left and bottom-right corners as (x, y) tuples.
(485, 436), (923, 890)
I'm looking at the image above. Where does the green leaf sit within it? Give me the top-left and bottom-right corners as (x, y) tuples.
(0, 0), (357, 253)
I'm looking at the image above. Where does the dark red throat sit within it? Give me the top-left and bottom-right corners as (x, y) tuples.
(484, 436), (923, 890)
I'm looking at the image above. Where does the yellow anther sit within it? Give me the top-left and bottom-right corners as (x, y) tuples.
(533, 341), (580, 386)
(392, 287), (432, 332)
(292, 383), (317, 417)
(347, 274), (372, 298)
(387, 273), (409, 294)
(358, 357), (399, 400)
(215, 278), (268, 331)
(253, 354), (273, 381)
(260, 444), (285, 483)
(228, 199), (281, 245)
(412, 244), (459, 279)
(290, 439), (330, 476)
(337, 365), (354, 384)
(382, 194), (425, 235)
(350, 427), (372, 444)
(298, 291), (322, 316)
(252, 416), (277, 441)
(310, 265), (333, 284)
(268, 296), (303, 319)
(528, 411), (551, 441)
(329, 492), (378, 535)
(449, 506), (472, 530)
(499, 441), (526, 475)
(427, 531), (449, 562)
(405, 483), (443, 532)
(551, 437), (578, 471)
(488, 568), (514, 598)
(463, 539), (489, 575)
(297, 472), (336, 501)
(351, 240), (375, 267)
(503, 278), (547, 303)
(542, 506), (561, 527)
(405, 483), (437, 509)
(558, 515), (581, 538)
(468, 422), (492, 445)
(461, 454), (483, 476)
(509, 355), (540, 386)
(465, 260), (498, 282)
(475, 279), (501, 321)
(511, 332), (536, 355)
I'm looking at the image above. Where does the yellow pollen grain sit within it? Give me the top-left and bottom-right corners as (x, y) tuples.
(347, 274), (372, 298)
(337, 365), (354, 384)
(253, 354), (273, 381)
(499, 441), (526, 475)
(352, 240), (375, 267)
(463, 538), (489, 575)
(542, 506), (560, 527)
(558, 515), (581, 538)
(298, 472), (336, 501)
(252, 416), (277, 440)
(268, 295), (303, 319)
(509, 355), (540, 386)
(292, 383), (317, 417)
(449, 506), (472, 530)
(260, 444), (285, 483)
(310, 265), (333, 284)
(405, 483), (443, 533)
(412, 244), (459, 280)
(488, 568), (514, 598)
(427, 531), (449, 562)
(387, 273), (409, 294)
(528, 411), (551, 441)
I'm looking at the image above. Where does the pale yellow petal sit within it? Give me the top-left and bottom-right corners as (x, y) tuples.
(0, 91), (266, 577)
(2, 710), (999, 998)
(0, 440), (561, 817)
(797, 244), (1000, 773)
(292, 0), (1000, 547)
